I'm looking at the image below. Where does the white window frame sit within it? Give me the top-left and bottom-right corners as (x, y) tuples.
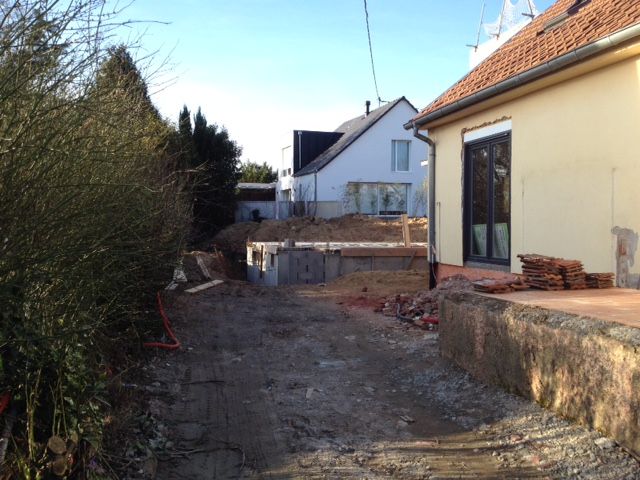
(392, 140), (411, 172)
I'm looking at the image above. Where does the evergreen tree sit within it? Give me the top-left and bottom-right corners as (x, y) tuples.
(239, 161), (277, 183)
(96, 45), (159, 118)
(183, 107), (242, 237)
(178, 105), (192, 139)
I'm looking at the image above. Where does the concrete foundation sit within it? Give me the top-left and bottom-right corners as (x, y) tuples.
(247, 242), (428, 286)
(440, 291), (640, 455)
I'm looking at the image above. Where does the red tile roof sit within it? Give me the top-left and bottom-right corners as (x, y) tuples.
(413, 0), (640, 124)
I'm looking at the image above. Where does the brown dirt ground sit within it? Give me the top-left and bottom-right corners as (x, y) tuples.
(136, 272), (638, 479)
(212, 215), (428, 254)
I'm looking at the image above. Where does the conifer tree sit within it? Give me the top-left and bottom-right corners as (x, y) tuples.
(182, 107), (242, 237)
(239, 161), (277, 183)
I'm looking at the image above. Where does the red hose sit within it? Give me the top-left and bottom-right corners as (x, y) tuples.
(0, 393), (10, 416)
(143, 292), (181, 350)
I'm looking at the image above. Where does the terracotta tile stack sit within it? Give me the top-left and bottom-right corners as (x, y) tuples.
(517, 254), (565, 290)
(586, 273), (615, 289)
(556, 259), (587, 290)
(472, 277), (529, 294)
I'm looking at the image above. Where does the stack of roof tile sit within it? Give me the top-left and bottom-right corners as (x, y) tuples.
(586, 273), (615, 289)
(556, 259), (587, 289)
(473, 277), (529, 294)
(518, 254), (565, 290)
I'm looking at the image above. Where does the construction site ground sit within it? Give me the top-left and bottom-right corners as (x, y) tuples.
(138, 272), (639, 479)
(211, 215), (428, 254)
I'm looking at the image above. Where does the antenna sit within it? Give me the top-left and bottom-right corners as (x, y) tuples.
(466, 1), (486, 51)
(494, 0), (508, 38)
(522, 0), (535, 18)
(469, 0), (539, 70)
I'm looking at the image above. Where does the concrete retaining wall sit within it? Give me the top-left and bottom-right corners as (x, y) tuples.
(440, 291), (640, 455)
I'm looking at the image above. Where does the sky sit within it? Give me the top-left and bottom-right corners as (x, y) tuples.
(117, 0), (556, 168)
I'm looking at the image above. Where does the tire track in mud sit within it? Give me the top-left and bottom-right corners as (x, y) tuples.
(149, 283), (637, 479)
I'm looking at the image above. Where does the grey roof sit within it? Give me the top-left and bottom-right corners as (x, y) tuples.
(294, 97), (415, 177)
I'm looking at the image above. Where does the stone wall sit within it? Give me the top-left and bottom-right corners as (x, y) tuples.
(439, 292), (640, 455)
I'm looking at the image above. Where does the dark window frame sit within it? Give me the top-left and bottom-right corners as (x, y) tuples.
(463, 131), (512, 266)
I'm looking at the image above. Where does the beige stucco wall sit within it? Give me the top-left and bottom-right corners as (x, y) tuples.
(428, 54), (640, 277)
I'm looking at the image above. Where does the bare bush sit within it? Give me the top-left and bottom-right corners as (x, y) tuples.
(0, 0), (190, 475)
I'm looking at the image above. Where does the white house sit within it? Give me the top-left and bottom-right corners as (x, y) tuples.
(276, 97), (428, 218)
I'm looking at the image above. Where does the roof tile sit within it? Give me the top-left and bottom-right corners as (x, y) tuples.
(414, 0), (640, 123)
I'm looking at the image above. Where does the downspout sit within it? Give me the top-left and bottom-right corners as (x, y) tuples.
(412, 123), (437, 289)
(314, 168), (318, 216)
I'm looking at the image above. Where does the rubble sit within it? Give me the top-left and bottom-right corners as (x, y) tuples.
(381, 275), (474, 321)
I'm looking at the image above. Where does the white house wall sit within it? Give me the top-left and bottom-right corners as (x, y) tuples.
(277, 133), (294, 200)
(293, 100), (428, 216)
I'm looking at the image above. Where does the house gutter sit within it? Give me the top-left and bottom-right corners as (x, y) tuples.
(406, 22), (640, 129)
(411, 124), (437, 289)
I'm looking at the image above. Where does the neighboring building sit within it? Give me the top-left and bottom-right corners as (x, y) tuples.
(237, 182), (276, 202)
(277, 97), (428, 218)
(235, 182), (276, 222)
(406, 0), (640, 286)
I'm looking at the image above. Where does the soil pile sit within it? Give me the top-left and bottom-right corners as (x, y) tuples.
(213, 215), (428, 254)
(327, 270), (429, 297)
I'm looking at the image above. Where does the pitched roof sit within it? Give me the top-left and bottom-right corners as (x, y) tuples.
(295, 97), (415, 177)
(412, 0), (640, 126)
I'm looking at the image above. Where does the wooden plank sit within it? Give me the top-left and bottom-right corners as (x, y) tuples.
(401, 214), (411, 247)
(340, 247), (428, 257)
(185, 280), (224, 294)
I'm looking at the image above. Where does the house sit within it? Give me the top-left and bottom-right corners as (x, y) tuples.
(405, 0), (640, 288)
(277, 97), (428, 218)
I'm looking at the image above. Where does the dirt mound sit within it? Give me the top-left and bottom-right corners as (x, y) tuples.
(213, 215), (428, 254)
(328, 270), (428, 296)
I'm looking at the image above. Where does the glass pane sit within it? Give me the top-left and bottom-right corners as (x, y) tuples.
(395, 141), (409, 171)
(345, 183), (378, 214)
(471, 146), (489, 256)
(379, 183), (407, 215)
(492, 141), (511, 259)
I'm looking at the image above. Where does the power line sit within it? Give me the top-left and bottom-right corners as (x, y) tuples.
(363, 0), (382, 106)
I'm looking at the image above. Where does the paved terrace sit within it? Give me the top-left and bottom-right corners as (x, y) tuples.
(489, 288), (640, 329)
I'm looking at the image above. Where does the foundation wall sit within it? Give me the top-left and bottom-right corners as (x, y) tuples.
(247, 243), (428, 286)
(440, 291), (640, 455)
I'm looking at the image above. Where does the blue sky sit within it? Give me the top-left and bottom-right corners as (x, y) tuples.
(119, 0), (556, 166)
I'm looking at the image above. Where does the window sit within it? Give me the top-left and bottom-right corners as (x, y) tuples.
(464, 132), (511, 264)
(392, 140), (410, 172)
(345, 182), (408, 216)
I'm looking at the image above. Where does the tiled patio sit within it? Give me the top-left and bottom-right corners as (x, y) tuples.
(486, 288), (640, 329)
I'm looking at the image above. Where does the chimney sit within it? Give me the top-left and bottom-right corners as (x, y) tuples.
(365, 100), (371, 116)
